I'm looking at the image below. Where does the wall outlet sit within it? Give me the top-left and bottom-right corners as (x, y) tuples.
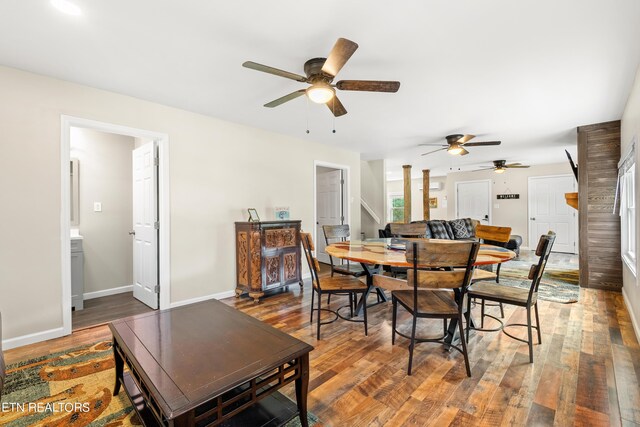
(94, 202), (102, 212)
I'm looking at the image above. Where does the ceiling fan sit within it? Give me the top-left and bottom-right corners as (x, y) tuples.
(420, 134), (501, 156)
(475, 160), (530, 174)
(242, 38), (400, 117)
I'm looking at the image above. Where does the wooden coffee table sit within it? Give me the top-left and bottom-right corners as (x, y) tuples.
(109, 299), (313, 427)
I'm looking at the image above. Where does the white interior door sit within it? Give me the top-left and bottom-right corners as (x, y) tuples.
(456, 180), (491, 224)
(132, 142), (159, 309)
(316, 169), (343, 264)
(529, 175), (577, 253)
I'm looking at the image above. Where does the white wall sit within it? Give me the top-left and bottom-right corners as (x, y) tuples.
(70, 128), (135, 294)
(445, 163), (573, 247)
(386, 176), (448, 222)
(360, 160), (385, 238)
(0, 65), (361, 345)
(621, 64), (640, 341)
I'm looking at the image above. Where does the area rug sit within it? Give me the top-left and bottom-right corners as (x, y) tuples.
(0, 341), (319, 427)
(494, 264), (580, 304)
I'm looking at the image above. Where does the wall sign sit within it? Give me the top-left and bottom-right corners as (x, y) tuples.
(497, 194), (520, 200)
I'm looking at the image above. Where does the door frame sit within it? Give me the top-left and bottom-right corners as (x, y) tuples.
(455, 179), (492, 224)
(313, 161), (350, 256)
(60, 116), (171, 336)
(528, 174), (578, 253)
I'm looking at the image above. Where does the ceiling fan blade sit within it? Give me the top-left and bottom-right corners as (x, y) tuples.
(336, 80), (400, 93)
(242, 61), (307, 82)
(264, 90), (306, 108)
(321, 38), (359, 77)
(457, 134), (476, 144)
(327, 95), (347, 117)
(421, 147), (447, 156)
(459, 147), (470, 156)
(506, 165), (530, 168)
(463, 141), (502, 147)
(473, 167), (495, 172)
(418, 143), (448, 147)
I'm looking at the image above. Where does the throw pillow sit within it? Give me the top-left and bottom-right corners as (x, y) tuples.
(428, 220), (453, 239)
(449, 218), (475, 239)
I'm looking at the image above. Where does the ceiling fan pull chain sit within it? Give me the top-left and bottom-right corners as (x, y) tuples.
(306, 96), (310, 134)
(332, 98), (336, 134)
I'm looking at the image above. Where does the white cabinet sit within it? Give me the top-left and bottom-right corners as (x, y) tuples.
(71, 238), (84, 310)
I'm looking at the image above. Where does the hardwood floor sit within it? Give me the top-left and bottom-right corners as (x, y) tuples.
(72, 292), (154, 331)
(5, 255), (640, 426)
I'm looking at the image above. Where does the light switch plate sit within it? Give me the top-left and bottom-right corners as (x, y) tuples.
(494, 203), (500, 209)
(94, 202), (102, 212)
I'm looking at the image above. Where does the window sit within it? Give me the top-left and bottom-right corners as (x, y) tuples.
(620, 155), (636, 275)
(388, 194), (404, 223)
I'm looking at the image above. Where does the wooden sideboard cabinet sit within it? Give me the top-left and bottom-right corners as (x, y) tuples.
(235, 220), (303, 303)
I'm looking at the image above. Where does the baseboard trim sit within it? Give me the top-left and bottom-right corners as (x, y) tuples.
(622, 287), (640, 343)
(2, 327), (65, 351)
(170, 290), (236, 309)
(83, 285), (133, 300)
(169, 275), (311, 309)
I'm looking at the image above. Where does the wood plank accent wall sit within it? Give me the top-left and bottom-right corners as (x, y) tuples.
(577, 120), (622, 291)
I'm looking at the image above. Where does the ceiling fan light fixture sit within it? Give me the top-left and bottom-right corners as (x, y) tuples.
(448, 144), (464, 155)
(306, 83), (335, 104)
(494, 167), (506, 174)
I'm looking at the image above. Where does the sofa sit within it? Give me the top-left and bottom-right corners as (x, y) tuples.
(379, 218), (522, 256)
(380, 218), (479, 241)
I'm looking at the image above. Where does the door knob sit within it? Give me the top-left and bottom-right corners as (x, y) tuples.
(129, 231), (136, 236)
(530, 217), (535, 220)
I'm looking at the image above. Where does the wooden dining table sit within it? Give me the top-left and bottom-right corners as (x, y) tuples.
(325, 238), (517, 344)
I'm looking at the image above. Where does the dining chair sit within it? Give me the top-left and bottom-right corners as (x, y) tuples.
(374, 239), (480, 376)
(467, 231), (556, 363)
(322, 225), (366, 278)
(473, 224), (512, 318)
(387, 223), (430, 278)
(389, 222), (429, 238)
(301, 232), (369, 340)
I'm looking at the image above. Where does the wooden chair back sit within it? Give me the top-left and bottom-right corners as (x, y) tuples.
(322, 224), (351, 241)
(476, 224), (512, 246)
(300, 232), (322, 288)
(322, 224), (349, 270)
(390, 222), (428, 238)
(528, 231), (556, 296)
(405, 240), (480, 291)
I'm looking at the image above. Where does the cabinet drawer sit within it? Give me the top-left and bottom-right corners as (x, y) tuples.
(70, 239), (83, 252)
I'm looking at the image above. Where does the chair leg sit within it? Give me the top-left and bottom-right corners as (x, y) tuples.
(310, 287), (315, 323)
(363, 292), (368, 336)
(499, 302), (505, 319)
(317, 290), (322, 340)
(527, 307), (534, 363)
(480, 299), (485, 328)
(443, 319), (447, 337)
(466, 295), (472, 342)
(392, 297), (397, 345)
(457, 314), (472, 377)
(534, 304), (542, 344)
(407, 315), (417, 376)
(327, 294), (331, 306)
(496, 263), (501, 283)
(349, 293), (354, 318)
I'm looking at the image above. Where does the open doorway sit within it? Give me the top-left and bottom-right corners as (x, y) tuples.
(61, 117), (170, 335)
(314, 162), (350, 264)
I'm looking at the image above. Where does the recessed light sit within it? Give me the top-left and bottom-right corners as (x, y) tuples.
(51, 0), (82, 16)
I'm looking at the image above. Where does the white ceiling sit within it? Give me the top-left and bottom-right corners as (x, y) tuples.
(1, 0), (639, 179)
